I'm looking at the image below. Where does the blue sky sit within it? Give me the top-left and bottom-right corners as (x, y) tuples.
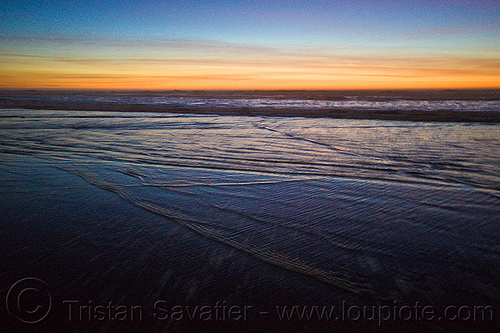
(1, 0), (499, 89)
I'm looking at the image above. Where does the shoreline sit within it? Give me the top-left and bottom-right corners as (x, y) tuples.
(2, 88), (500, 100)
(1, 100), (499, 123)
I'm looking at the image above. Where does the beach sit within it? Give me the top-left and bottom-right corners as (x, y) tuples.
(0, 90), (499, 332)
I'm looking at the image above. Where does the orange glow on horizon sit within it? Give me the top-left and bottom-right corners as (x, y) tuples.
(1, 52), (499, 90)
(1, 72), (498, 90)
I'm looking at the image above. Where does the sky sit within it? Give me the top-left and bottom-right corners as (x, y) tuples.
(0, 0), (499, 90)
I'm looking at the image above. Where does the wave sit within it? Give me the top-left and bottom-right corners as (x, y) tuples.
(2, 90), (500, 122)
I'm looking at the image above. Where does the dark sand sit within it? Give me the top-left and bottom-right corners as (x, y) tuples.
(1, 154), (498, 333)
(0, 155), (393, 333)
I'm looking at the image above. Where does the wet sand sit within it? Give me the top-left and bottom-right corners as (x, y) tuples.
(1, 154), (498, 333)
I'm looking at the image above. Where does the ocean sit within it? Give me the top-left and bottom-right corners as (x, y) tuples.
(0, 90), (499, 332)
